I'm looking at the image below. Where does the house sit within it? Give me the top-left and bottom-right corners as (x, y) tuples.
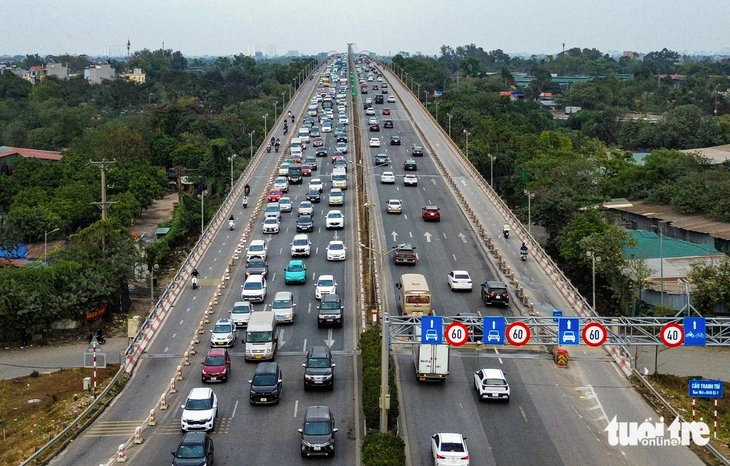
(122, 67), (146, 84)
(84, 63), (115, 84)
(0, 146), (63, 175)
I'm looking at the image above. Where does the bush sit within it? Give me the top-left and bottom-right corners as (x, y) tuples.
(359, 328), (400, 430)
(362, 431), (406, 466)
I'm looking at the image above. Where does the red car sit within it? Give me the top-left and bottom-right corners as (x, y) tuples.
(292, 154), (302, 164)
(302, 164), (312, 176)
(382, 108), (391, 115)
(268, 188), (283, 202)
(372, 84), (379, 90)
(422, 205), (441, 222)
(332, 155), (344, 164)
(312, 138), (324, 147)
(201, 348), (231, 383)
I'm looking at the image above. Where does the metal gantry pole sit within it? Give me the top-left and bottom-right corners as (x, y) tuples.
(380, 315), (390, 433)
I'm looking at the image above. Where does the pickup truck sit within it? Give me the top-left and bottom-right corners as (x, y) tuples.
(393, 243), (417, 265)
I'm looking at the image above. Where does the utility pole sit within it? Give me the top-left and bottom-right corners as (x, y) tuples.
(90, 159), (117, 221)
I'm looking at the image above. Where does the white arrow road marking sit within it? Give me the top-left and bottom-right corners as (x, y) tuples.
(424, 232), (432, 243)
(279, 329), (286, 347)
(460, 179), (467, 186)
(325, 328), (336, 347)
(333, 230), (340, 240)
(458, 232), (467, 243)
(391, 231), (398, 242)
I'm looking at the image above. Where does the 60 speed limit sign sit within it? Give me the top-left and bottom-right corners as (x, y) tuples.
(444, 322), (469, 346)
(660, 323), (684, 348)
(581, 322), (608, 347)
(505, 322), (530, 346)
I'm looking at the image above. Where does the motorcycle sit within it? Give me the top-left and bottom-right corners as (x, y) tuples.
(229, 220), (235, 231)
(266, 144), (271, 153)
(291, 115), (295, 123)
(520, 249), (528, 261)
(502, 223), (510, 239)
(283, 126), (288, 135)
(242, 196), (249, 209)
(192, 276), (198, 290)
(274, 142), (280, 153)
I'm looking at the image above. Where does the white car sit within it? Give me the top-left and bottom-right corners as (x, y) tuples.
(380, 172), (396, 184)
(181, 387), (218, 432)
(278, 163), (290, 176)
(262, 217), (280, 234)
(336, 142), (347, 154)
(246, 239), (267, 261)
(368, 117), (378, 125)
(473, 368), (510, 401)
(322, 123), (332, 133)
(298, 200), (314, 216)
(274, 176), (289, 192)
(290, 234), (312, 257)
(431, 433), (470, 466)
(386, 199), (403, 214)
(369, 138), (381, 147)
(447, 270), (473, 291)
(309, 178), (324, 193)
(241, 275), (267, 302)
(326, 240), (347, 261)
(328, 188), (344, 205)
(403, 174), (418, 186)
(278, 197), (292, 212)
(325, 210), (344, 229)
(338, 114), (349, 125)
(387, 95), (396, 103)
(315, 274), (338, 299)
(365, 107), (376, 116)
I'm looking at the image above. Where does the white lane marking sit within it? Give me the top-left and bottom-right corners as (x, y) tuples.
(519, 406), (528, 422)
(179, 320), (184, 325)
(494, 347), (503, 365)
(302, 339), (307, 352)
(294, 400), (299, 418)
(164, 346), (169, 352)
(231, 400), (239, 418)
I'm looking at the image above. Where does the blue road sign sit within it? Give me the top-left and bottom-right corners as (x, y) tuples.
(482, 316), (505, 345)
(552, 310), (563, 323)
(689, 379), (724, 398)
(558, 317), (580, 346)
(683, 317), (706, 346)
(421, 316), (443, 345)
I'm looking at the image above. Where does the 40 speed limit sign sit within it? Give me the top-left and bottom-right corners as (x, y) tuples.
(581, 322), (608, 347)
(660, 322), (684, 348)
(505, 322), (530, 346)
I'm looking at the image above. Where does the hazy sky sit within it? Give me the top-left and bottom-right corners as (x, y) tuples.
(3, 0), (729, 58)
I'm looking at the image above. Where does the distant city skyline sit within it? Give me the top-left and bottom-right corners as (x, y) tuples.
(3, 0), (730, 59)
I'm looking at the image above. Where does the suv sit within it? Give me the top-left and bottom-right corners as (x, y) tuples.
(403, 159), (417, 171)
(481, 281), (510, 306)
(201, 348), (231, 383)
(210, 318), (237, 348)
(384, 119), (394, 128)
(246, 240), (267, 261)
(317, 293), (344, 328)
(411, 144), (424, 156)
(241, 275), (267, 302)
(474, 368), (511, 401)
(393, 243), (417, 265)
(246, 257), (268, 278)
(303, 346), (336, 390)
(248, 361), (283, 405)
(290, 234), (312, 257)
(180, 387), (218, 432)
(172, 432), (214, 466)
(298, 406), (338, 458)
(270, 291), (296, 323)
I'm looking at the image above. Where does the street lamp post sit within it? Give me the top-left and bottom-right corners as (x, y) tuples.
(447, 113), (452, 138)
(199, 189), (208, 238)
(417, 83), (420, 101)
(463, 130), (470, 158)
(228, 153), (237, 190)
(289, 83), (293, 101)
(282, 92), (285, 108)
(249, 131), (254, 159)
(524, 190), (535, 234)
(149, 263), (159, 312)
(274, 101), (277, 116)
(489, 153), (496, 188)
(263, 113), (268, 137)
(435, 100), (439, 123)
(587, 251), (601, 312)
(44, 228), (60, 263)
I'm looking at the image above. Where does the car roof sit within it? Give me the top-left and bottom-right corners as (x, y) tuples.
(250, 239), (265, 246)
(188, 387), (213, 399)
(245, 275), (265, 283)
(215, 318), (233, 325)
(486, 280), (506, 287)
(288, 259), (305, 266)
(254, 361), (279, 374)
(479, 368), (506, 378)
(304, 405), (332, 420)
(206, 348), (228, 357)
(182, 431), (208, 443)
(452, 270), (470, 275)
(318, 274), (334, 280)
(273, 290), (293, 299)
(321, 293), (340, 302)
(437, 432), (465, 444)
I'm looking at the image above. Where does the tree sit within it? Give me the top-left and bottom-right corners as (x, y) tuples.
(687, 258), (730, 314)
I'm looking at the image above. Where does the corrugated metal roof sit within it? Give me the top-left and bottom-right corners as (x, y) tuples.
(0, 146), (63, 161)
(680, 144), (730, 164)
(623, 230), (720, 259)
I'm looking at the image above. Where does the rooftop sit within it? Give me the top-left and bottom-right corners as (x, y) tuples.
(0, 146), (63, 161)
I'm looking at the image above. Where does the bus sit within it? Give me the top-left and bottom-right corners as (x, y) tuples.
(396, 273), (432, 316)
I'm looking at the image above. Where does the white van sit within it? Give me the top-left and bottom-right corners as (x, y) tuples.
(230, 301), (254, 327)
(291, 137), (302, 150)
(245, 310), (277, 361)
(298, 128), (310, 143)
(270, 291), (296, 323)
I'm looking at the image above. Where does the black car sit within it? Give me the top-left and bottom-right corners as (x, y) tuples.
(317, 293), (343, 328)
(303, 346), (336, 390)
(481, 280), (510, 306)
(369, 123), (380, 132)
(306, 189), (321, 203)
(411, 145), (424, 156)
(298, 406), (338, 458)
(297, 214), (314, 232)
(455, 312), (484, 343)
(315, 147), (327, 157)
(172, 431), (214, 466)
(245, 257), (268, 278)
(374, 154), (390, 166)
(248, 362), (283, 405)
(336, 133), (348, 143)
(389, 135), (401, 145)
(403, 159), (417, 171)
(384, 119), (394, 128)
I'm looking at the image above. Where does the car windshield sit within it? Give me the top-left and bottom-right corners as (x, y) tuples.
(185, 397), (212, 410)
(307, 357), (331, 368)
(303, 420), (332, 436)
(484, 378), (507, 386)
(176, 444), (205, 459)
(294, 239), (308, 245)
(246, 330), (272, 343)
(204, 356), (225, 366)
(250, 245), (264, 252)
(441, 442), (465, 453)
(252, 374), (277, 385)
(328, 213), (341, 218)
(244, 282), (262, 290)
(213, 324), (232, 333)
(320, 300), (340, 310)
(329, 243), (343, 250)
(273, 299), (291, 308)
(299, 216), (312, 223)
(232, 305), (250, 314)
(318, 279), (334, 287)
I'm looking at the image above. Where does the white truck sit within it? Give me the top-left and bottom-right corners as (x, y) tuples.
(331, 167), (347, 190)
(413, 343), (450, 382)
(244, 310), (277, 361)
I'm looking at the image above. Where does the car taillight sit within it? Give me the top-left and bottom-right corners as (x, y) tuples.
(436, 454), (445, 459)
(461, 455), (469, 460)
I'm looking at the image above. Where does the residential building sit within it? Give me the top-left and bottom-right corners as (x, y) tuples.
(84, 63), (115, 84)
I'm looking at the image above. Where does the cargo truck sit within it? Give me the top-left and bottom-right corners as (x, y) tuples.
(413, 342), (449, 382)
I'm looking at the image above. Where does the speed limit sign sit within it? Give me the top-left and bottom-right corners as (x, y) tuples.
(444, 322), (469, 346)
(582, 322), (608, 347)
(505, 322), (530, 346)
(660, 323), (684, 348)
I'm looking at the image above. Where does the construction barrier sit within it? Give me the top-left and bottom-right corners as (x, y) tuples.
(554, 347), (570, 366)
(116, 444), (127, 462)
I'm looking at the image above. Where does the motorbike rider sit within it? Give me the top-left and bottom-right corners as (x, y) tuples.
(266, 144), (271, 153)
(520, 242), (528, 255)
(244, 184), (251, 196)
(503, 222), (510, 238)
(191, 268), (199, 289)
(229, 214), (235, 230)
(242, 195), (249, 208)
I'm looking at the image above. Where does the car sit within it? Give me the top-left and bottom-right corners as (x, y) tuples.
(296, 214), (314, 232)
(262, 217), (280, 234)
(380, 171), (396, 184)
(303, 346), (336, 389)
(267, 188), (283, 202)
(453, 312), (484, 342)
(230, 300), (253, 328)
(284, 260), (307, 285)
(304, 155), (318, 170)
(369, 123), (381, 132)
(473, 368), (510, 401)
(312, 137), (324, 147)
(278, 163), (290, 176)
(274, 177), (289, 192)
(361, 88), (368, 94)
(390, 135), (402, 145)
(374, 153), (390, 166)
(241, 275), (267, 302)
(270, 290), (296, 323)
(315, 146), (328, 157)
(246, 240), (268, 261)
(386, 199), (403, 214)
(369, 137), (381, 147)
(403, 174), (418, 186)
(290, 234), (312, 257)
(278, 196), (292, 213)
(302, 164), (312, 176)
(382, 108), (391, 115)
(310, 127), (321, 137)
(335, 141), (347, 154)
(393, 243), (418, 265)
(381, 88), (389, 94)
(210, 318), (237, 348)
(248, 361), (283, 405)
(338, 114), (349, 124)
(306, 189), (321, 203)
(422, 205), (441, 222)
(481, 280), (510, 306)
(384, 119), (394, 128)
(448, 271), (473, 291)
(325, 210), (344, 229)
(328, 188), (344, 206)
(201, 348), (231, 383)
(298, 200), (314, 216)
(172, 431), (214, 466)
(387, 95), (396, 103)
(431, 433), (470, 466)
(336, 133), (348, 143)
(298, 406), (338, 458)
(309, 178), (324, 193)
(180, 387), (218, 432)
(372, 84), (379, 90)
(411, 145), (424, 156)
(333, 158), (348, 171)
(365, 107), (376, 116)
(315, 274), (337, 300)
(365, 97), (373, 104)
(368, 117), (378, 125)
(404, 159), (417, 171)
(245, 257), (268, 278)
(326, 240), (347, 261)
(321, 123), (332, 133)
